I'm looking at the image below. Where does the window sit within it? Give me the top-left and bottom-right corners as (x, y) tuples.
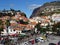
(14, 30), (15, 31)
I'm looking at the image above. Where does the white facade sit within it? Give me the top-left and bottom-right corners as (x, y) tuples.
(1, 26), (22, 36)
(10, 20), (17, 24)
(41, 23), (48, 26)
(52, 13), (60, 22)
(1, 29), (8, 36)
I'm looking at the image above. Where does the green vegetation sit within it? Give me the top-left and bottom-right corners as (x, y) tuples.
(44, 1), (60, 6)
(21, 12), (27, 18)
(53, 9), (60, 14)
(5, 20), (10, 27)
(35, 23), (41, 31)
(31, 1), (60, 18)
(0, 8), (27, 17)
(52, 22), (60, 32)
(19, 20), (28, 24)
(0, 20), (3, 36)
(39, 9), (60, 16)
(5, 20), (10, 33)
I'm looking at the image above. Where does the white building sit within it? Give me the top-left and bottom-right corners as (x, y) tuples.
(1, 26), (22, 36)
(52, 13), (60, 22)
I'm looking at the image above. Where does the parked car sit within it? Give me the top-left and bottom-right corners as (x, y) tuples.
(46, 31), (53, 35)
(21, 41), (29, 45)
(49, 43), (56, 45)
(29, 39), (35, 45)
(56, 41), (60, 45)
(0, 36), (9, 40)
(57, 31), (60, 36)
(36, 37), (46, 42)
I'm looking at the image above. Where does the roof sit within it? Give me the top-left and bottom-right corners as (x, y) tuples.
(30, 22), (37, 25)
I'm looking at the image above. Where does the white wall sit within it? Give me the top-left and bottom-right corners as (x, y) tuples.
(1, 26), (22, 36)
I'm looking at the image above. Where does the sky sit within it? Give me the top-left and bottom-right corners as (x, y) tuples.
(0, 0), (56, 18)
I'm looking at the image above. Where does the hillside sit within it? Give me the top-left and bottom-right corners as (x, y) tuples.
(30, 1), (60, 18)
(0, 9), (27, 18)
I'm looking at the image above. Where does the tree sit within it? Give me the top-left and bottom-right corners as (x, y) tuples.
(21, 13), (27, 18)
(19, 20), (28, 24)
(5, 20), (10, 35)
(3, 9), (6, 12)
(52, 22), (60, 32)
(46, 23), (50, 31)
(17, 10), (21, 12)
(10, 8), (15, 11)
(5, 20), (10, 27)
(0, 20), (3, 36)
(35, 23), (41, 33)
(10, 8), (16, 16)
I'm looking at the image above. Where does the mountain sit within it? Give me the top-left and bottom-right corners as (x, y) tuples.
(30, 1), (60, 18)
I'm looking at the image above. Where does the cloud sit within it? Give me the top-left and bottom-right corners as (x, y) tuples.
(28, 4), (41, 10)
(10, 4), (15, 7)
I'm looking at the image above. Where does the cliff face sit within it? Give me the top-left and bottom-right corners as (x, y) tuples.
(30, 1), (60, 18)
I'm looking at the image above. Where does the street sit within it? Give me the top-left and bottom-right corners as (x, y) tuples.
(0, 34), (60, 45)
(19, 35), (60, 45)
(40, 36), (60, 45)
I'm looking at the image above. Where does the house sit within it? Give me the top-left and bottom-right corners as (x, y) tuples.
(52, 13), (60, 22)
(10, 20), (17, 26)
(1, 26), (17, 36)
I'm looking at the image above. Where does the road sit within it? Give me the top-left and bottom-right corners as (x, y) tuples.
(20, 35), (60, 45)
(0, 34), (60, 45)
(37, 36), (60, 45)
